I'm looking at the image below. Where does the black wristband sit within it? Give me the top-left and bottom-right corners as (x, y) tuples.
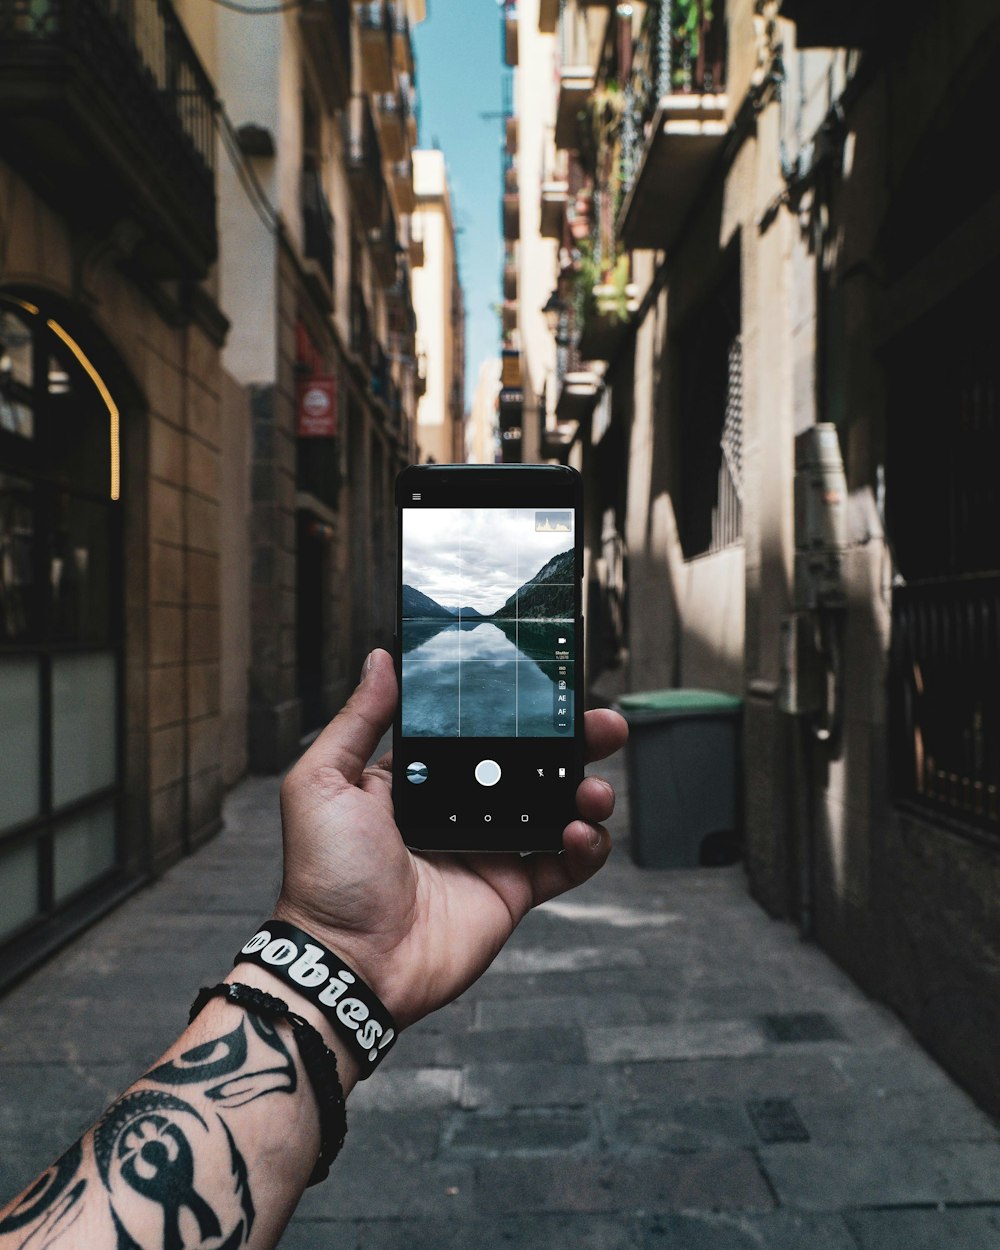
(234, 920), (397, 1078)
(190, 982), (346, 1186)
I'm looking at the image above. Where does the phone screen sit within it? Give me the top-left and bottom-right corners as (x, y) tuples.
(393, 466), (582, 852)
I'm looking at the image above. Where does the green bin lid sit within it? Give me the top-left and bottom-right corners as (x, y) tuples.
(617, 688), (742, 718)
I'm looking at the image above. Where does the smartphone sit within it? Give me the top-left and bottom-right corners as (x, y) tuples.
(392, 463), (584, 853)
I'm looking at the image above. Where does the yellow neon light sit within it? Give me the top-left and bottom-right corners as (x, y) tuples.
(46, 319), (121, 502)
(0, 295), (40, 316)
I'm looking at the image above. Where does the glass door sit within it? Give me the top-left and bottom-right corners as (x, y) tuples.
(0, 296), (122, 957)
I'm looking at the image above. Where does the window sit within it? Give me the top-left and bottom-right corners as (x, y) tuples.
(888, 267), (1000, 842)
(677, 264), (743, 559)
(0, 296), (122, 954)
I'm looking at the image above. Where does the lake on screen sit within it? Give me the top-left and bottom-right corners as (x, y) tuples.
(402, 619), (574, 737)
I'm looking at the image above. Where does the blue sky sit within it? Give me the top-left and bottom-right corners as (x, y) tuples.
(413, 0), (505, 409)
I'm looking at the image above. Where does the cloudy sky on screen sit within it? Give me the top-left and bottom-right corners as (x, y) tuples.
(404, 508), (573, 614)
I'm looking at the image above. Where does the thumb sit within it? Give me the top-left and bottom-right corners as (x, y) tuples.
(300, 648), (397, 786)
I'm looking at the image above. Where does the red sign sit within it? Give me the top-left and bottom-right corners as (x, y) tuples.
(297, 376), (338, 437)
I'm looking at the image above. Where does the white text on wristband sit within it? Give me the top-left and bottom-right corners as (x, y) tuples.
(235, 921), (397, 1077)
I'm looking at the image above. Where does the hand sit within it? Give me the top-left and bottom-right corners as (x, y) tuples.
(274, 648), (628, 1028)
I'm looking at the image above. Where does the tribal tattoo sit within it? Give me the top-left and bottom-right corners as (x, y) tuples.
(0, 1010), (297, 1250)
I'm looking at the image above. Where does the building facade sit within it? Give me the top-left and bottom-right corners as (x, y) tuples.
(507, 0), (1000, 1115)
(411, 149), (466, 465)
(467, 357), (501, 464)
(218, 0), (425, 765)
(0, 0), (438, 985)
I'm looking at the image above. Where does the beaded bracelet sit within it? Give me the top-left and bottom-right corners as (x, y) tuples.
(189, 982), (347, 1186)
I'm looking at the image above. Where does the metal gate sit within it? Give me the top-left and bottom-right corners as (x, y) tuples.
(888, 272), (1000, 841)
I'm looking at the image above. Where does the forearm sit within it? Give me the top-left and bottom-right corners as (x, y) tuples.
(0, 964), (360, 1250)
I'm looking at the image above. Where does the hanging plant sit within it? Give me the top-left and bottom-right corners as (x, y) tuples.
(576, 241), (632, 328)
(672, 0), (714, 89)
(576, 77), (625, 171)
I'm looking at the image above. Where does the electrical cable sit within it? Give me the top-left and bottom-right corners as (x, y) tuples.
(214, 105), (281, 237)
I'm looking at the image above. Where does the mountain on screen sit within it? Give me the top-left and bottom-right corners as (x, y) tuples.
(491, 548), (574, 620)
(401, 585), (454, 619)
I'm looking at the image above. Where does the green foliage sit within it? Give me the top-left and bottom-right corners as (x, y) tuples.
(575, 240), (631, 328)
(672, 0), (714, 86)
(576, 78), (625, 171)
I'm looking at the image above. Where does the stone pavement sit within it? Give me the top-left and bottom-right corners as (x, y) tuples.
(2, 743), (1000, 1249)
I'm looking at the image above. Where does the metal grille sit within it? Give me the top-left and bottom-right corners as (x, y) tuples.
(0, 0), (217, 174)
(887, 268), (1000, 842)
(892, 577), (1000, 837)
(709, 333), (743, 553)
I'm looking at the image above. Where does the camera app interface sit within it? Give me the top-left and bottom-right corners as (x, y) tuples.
(401, 507), (575, 738)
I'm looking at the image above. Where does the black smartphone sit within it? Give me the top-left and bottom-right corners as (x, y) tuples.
(392, 463), (584, 853)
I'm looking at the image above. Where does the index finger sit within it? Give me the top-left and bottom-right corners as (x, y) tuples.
(584, 707), (628, 764)
(295, 648), (397, 788)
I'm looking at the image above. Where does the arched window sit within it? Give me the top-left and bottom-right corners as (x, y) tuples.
(0, 294), (122, 955)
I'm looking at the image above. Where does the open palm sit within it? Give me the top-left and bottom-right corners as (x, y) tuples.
(275, 649), (626, 1028)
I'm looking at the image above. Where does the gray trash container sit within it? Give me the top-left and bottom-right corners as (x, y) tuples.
(617, 689), (743, 869)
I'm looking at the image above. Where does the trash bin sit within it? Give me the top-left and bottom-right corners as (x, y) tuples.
(617, 689), (743, 869)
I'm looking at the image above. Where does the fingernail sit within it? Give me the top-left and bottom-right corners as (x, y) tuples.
(599, 780), (615, 804)
(360, 651), (374, 682)
(588, 825), (603, 851)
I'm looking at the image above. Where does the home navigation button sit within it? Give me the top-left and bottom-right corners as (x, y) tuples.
(474, 759), (502, 787)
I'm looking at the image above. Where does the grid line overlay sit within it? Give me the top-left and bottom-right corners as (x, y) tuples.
(402, 508), (575, 737)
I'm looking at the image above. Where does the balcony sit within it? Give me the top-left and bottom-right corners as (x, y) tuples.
(299, 0), (351, 111)
(369, 195), (399, 287)
(503, 250), (517, 300)
(376, 91), (408, 162)
(540, 144), (569, 239)
(555, 68), (595, 151)
(392, 158), (415, 213)
(391, 3), (414, 74)
(541, 419), (578, 462)
(538, 0), (558, 33)
(576, 278), (639, 362)
(345, 94), (386, 222)
(402, 212), (424, 268)
(556, 368), (602, 424)
(502, 300), (518, 334)
(358, 1), (394, 92)
(301, 169), (334, 310)
(502, 191), (520, 241)
(505, 113), (518, 154)
(350, 281), (373, 365)
(504, 1), (518, 67)
(617, 0), (728, 249)
(617, 91), (727, 250)
(0, 0), (216, 281)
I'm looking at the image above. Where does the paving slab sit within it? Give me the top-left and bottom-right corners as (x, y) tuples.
(0, 759), (998, 1250)
(844, 1207), (1000, 1249)
(759, 1141), (1000, 1209)
(470, 1152), (775, 1216)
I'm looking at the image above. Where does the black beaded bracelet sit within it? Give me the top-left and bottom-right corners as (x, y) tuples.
(190, 982), (347, 1186)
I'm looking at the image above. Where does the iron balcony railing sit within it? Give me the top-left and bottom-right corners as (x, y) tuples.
(301, 169), (334, 288)
(346, 93), (386, 224)
(619, 0), (727, 195)
(0, 0), (217, 273)
(891, 575), (1000, 841)
(350, 282), (372, 363)
(0, 0), (216, 172)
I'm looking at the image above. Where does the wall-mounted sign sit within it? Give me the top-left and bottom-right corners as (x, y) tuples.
(297, 375), (338, 437)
